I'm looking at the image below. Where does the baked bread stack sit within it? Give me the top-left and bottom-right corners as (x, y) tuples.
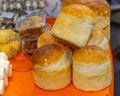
(31, 44), (71, 90)
(58, 0), (110, 51)
(0, 29), (21, 58)
(72, 45), (112, 91)
(31, 0), (112, 91)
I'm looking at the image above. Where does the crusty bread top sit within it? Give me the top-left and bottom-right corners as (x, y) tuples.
(37, 32), (58, 48)
(32, 44), (64, 68)
(62, 0), (110, 17)
(37, 32), (71, 54)
(61, 4), (96, 20)
(89, 27), (104, 39)
(73, 45), (108, 65)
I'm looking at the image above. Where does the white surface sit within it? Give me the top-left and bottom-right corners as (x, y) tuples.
(0, 67), (5, 80)
(0, 80), (4, 95)
(0, 60), (10, 75)
(0, 52), (8, 60)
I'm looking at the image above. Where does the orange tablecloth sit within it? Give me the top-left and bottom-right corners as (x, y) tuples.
(1, 18), (114, 96)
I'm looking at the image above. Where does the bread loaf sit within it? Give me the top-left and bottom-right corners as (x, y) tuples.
(51, 4), (95, 47)
(62, 0), (110, 41)
(72, 45), (112, 91)
(31, 44), (71, 90)
(62, 0), (110, 16)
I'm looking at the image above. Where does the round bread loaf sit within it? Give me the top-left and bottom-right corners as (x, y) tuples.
(37, 32), (72, 60)
(31, 44), (71, 90)
(62, 0), (110, 17)
(62, 0), (110, 41)
(72, 45), (112, 91)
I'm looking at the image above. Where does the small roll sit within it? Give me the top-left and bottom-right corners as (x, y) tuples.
(31, 44), (71, 90)
(72, 45), (112, 91)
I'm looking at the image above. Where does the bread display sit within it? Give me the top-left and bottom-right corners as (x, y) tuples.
(0, 0), (112, 93)
(51, 4), (96, 48)
(31, 44), (71, 90)
(31, 0), (112, 91)
(72, 45), (112, 91)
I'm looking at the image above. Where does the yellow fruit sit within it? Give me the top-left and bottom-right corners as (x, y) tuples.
(10, 41), (21, 52)
(0, 29), (20, 41)
(0, 43), (17, 58)
(10, 32), (20, 41)
(0, 32), (10, 44)
(0, 29), (14, 35)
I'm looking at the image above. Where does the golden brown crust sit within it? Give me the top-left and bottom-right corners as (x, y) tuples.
(89, 27), (104, 39)
(32, 65), (71, 90)
(37, 32), (72, 55)
(73, 45), (108, 65)
(61, 4), (96, 19)
(51, 4), (95, 48)
(87, 27), (109, 51)
(31, 44), (64, 68)
(62, 0), (110, 17)
(73, 65), (112, 91)
(37, 32), (58, 48)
